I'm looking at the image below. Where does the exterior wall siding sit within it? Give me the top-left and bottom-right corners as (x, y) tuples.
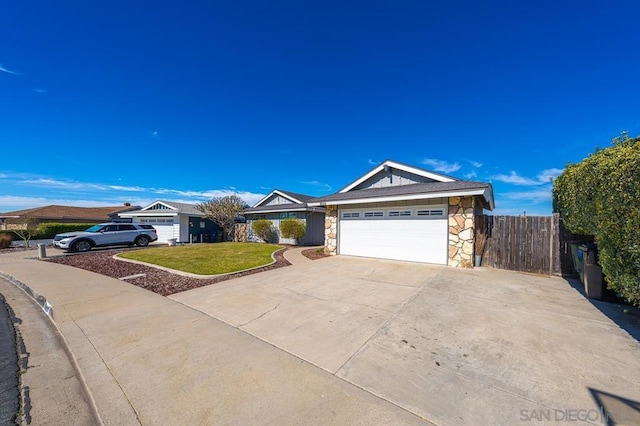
(263, 194), (294, 206)
(304, 211), (326, 246)
(354, 170), (437, 190)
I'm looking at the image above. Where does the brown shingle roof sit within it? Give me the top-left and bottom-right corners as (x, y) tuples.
(0, 205), (140, 221)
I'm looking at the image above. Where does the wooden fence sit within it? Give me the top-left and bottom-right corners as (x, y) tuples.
(475, 214), (591, 276)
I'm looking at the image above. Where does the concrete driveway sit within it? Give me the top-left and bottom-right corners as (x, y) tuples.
(171, 255), (640, 425)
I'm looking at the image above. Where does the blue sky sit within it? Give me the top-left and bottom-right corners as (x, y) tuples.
(2, 1), (639, 215)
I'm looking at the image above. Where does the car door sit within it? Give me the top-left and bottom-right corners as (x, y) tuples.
(116, 224), (138, 244)
(98, 224), (120, 245)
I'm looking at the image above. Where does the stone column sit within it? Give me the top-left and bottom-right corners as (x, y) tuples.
(448, 196), (475, 268)
(324, 205), (338, 255)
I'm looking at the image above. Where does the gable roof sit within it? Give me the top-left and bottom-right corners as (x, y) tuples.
(0, 204), (140, 221)
(308, 159), (494, 210)
(252, 189), (314, 208)
(245, 189), (325, 214)
(119, 200), (204, 217)
(339, 159), (456, 193)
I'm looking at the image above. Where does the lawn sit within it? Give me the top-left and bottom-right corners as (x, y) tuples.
(117, 242), (283, 275)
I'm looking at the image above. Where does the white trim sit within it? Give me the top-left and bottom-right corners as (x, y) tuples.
(119, 211), (180, 218)
(309, 188), (490, 207)
(253, 190), (303, 207)
(339, 160), (456, 193)
(140, 200), (179, 211)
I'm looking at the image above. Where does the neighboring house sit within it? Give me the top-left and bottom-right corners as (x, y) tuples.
(0, 204), (140, 230)
(118, 200), (221, 244)
(308, 159), (495, 267)
(244, 189), (326, 245)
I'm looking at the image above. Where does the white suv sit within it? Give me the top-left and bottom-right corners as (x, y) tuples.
(53, 223), (158, 252)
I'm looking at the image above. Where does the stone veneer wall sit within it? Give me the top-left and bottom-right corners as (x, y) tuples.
(231, 223), (247, 242)
(324, 205), (338, 255)
(448, 196), (475, 268)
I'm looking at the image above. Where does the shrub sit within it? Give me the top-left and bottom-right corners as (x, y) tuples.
(280, 219), (306, 243)
(37, 223), (96, 238)
(0, 234), (12, 249)
(553, 132), (640, 305)
(252, 219), (276, 243)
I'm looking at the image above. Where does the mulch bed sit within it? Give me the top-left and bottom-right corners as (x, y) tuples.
(44, 247), (291, 296)
(301, 248), (330, 260)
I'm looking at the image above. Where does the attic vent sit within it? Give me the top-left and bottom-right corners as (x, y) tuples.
(148, 204), (171, 210)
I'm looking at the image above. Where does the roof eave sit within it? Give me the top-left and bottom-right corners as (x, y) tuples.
(308, 188), (491, 207)
(244, 206), (326, 215)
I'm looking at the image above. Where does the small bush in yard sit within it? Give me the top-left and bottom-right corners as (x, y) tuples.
(252, 219), (276, 243)
(0, 234), (12, 249)
(280, 219), (306, 243)
(553, 132), (640, 305)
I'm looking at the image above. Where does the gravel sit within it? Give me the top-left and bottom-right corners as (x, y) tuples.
(44, 247), (291, 296)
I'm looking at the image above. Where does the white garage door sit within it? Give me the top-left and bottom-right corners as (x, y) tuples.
(137, 218), (175, 243)
(338, 206), (448, 264)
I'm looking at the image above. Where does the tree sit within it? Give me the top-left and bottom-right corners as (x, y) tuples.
(251, 219), (275, 243)
(196, 195), (246, 241)
(553, 132), (640, 305)
(4, 217), (39, 248)
(280, 219), (306, 244)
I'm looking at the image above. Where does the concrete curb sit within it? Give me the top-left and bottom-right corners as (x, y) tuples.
(0, 272), (104, 426)
(112, 247), (285, 279)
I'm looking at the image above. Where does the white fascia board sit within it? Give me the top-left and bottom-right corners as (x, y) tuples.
(245, 206), (325, 215)
(141, 200), (179, 211)
(339, 160), (456, 194)
(273, 190), (303, 204)
(252, 190), (302, 208)
(118, 211), (180, 218)
(384, 160), (456, 183)
(338, 164), (386, 193)
(308, 189), (488, 207)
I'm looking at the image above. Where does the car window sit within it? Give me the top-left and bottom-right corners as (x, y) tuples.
(118, 224), (136, 231)
(103, 225), (118, 232)
(85, 225), (103, 232)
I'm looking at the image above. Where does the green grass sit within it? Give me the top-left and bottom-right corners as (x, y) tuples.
(117, 242), (282, 275)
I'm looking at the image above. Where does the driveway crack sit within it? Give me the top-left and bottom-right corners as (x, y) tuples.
(238, 300), (283, 327)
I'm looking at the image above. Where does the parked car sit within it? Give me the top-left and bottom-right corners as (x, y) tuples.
(53, 223), (158, 252)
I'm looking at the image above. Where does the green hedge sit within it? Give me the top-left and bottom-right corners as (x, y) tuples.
(0, 223), (96, 240)
(553, 132), (640, 305)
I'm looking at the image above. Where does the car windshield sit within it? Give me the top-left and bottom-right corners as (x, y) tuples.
(84, 225), (105, 233)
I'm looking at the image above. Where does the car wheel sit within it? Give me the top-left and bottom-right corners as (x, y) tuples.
(136, 236), (150, 247)
(73, 240), (92, 253)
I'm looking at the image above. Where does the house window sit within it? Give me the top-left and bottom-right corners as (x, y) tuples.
(342, 212), (360, 219)
(200, 221), (205, 228)
(417, 209), (445, 217)
(280, 212), (298, 219)
(364, 211), (384, 218)
(257, 214), (267, 220)
(389, 210), (411, 217)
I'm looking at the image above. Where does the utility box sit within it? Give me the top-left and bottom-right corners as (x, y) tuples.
(579, 243), (603, 300)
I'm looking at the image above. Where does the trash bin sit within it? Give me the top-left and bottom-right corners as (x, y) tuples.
(578, 243), (604, 300)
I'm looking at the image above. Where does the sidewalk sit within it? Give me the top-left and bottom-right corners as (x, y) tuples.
(0, 250), (426, 425)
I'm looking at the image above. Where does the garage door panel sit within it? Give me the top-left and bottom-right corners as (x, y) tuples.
(338, 207), (448, 265)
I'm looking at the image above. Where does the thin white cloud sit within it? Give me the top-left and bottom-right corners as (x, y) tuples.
(151, 131), (158, 137)
(492, 168), (564, 186)
(501, 186), (553, 202)
(300, 180), (332, 192)
(0, 173), (7, 179)
(0, 195), (131, 211)
(468, 160), (483, 168)
(367, 159), (379, 166)
(0, 64), (22, 75)
(421, 158), (461, 174)
(464, 170), (477, 179)
(492, 171), (540, 186)
(537, 168), (563, 183)
(33, 88), (48, 93)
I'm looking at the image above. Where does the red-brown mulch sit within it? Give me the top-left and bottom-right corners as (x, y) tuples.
(45, 247), (291, 296)
(301, 248), (330, 260)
